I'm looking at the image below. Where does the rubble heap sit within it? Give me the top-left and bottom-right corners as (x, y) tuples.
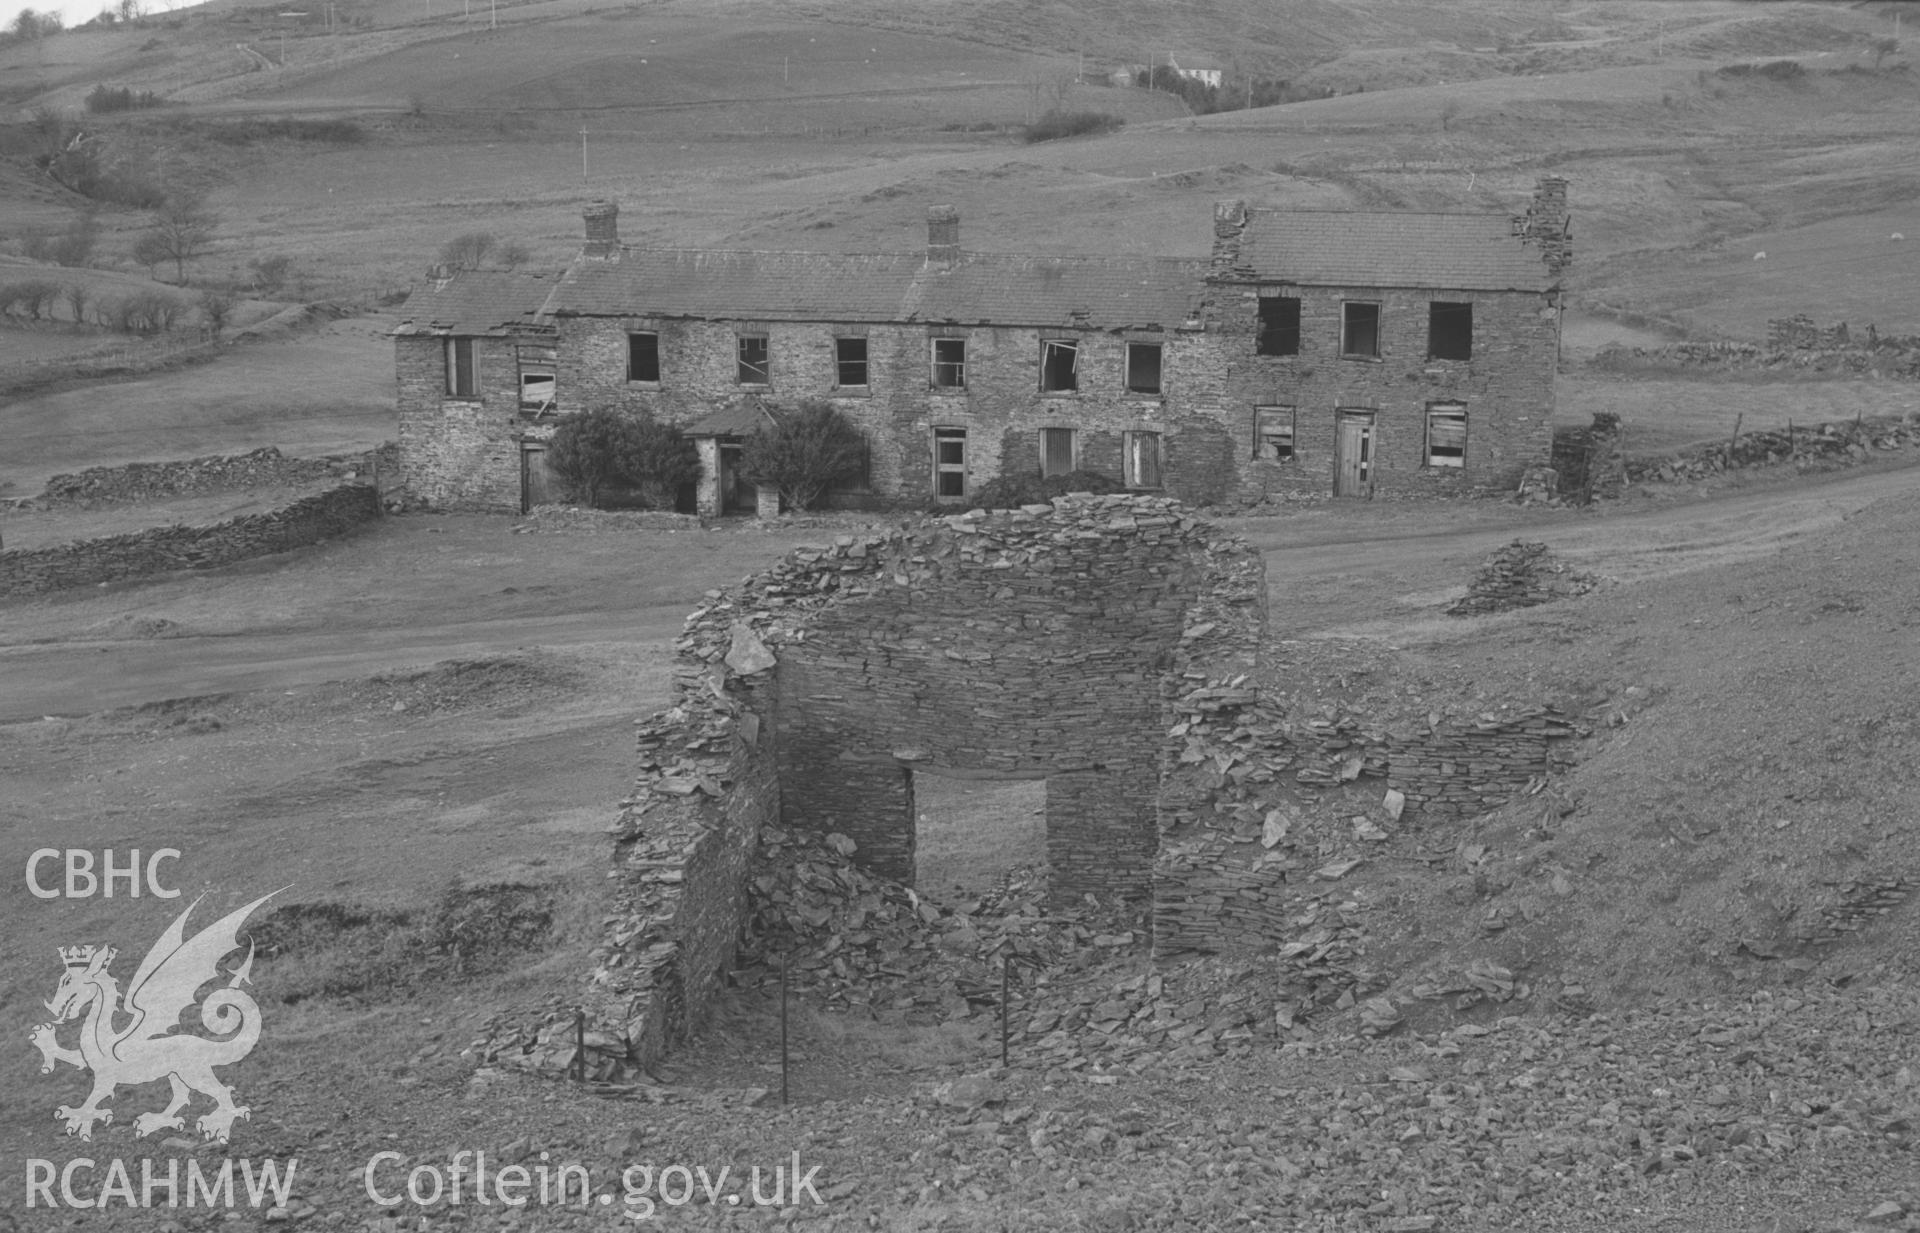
(1154, 681), (1583, 958)
(1447, 540), (1601, 616)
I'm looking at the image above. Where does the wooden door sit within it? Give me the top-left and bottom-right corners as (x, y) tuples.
(1042, 427), (1075, 477)
(520, 443), (555, 514)
(1334, 411), (1375, 498)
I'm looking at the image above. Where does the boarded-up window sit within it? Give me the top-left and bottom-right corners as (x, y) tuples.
(1124, 430), (1163, 488)
(1426, 403), (1467, 467)
(1254, 405), (1295, 460)
(1041, 427), (1075, 477)
(1256, 296), (1301, 356)
(627, 332), (660, 382)
(933, 427), (967, 498)
(932, 338), (967, 389)
(1428, 302), (1473, 360)
(444, 337), (477, 398)
(737, 335), (769, 384)
(1126, 342), (1163, 394)
(836, 337), (868, 386)
(1040, 339), (1078, 392)
(519, 365), (555, 409)
(1342, 302), (1381, 358)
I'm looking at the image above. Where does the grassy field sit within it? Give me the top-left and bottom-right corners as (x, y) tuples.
(0, 312), (394, 497)
(1558, 371), (1920, 456)
(913, 774), (1047, 902)
(0, 0), (1910, 340)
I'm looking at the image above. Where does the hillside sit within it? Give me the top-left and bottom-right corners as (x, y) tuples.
(2, 0), (1912, 338)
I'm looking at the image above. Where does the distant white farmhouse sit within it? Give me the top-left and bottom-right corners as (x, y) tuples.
(1168, 56), (1223, 89)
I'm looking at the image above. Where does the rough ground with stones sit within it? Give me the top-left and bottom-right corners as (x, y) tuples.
(4, 456), (1919, 1233)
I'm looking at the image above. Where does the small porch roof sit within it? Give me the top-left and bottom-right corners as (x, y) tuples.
(682, 397), (779, 438)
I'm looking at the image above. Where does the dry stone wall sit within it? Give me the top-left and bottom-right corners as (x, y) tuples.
(1624, 415), (1915, 485)
(1153, 684), (1583, 957)
(483, 491), (1599, 1077)
(29, 445), (389, 507)
(0, 484), (380, 599)
(1595, 318), (1920, 380)
(483, 494), (1265, 1078)
(1549, 412), (1625, 502)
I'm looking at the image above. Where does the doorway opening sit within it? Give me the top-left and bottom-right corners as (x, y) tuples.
(910, 771), (1047, 903)
(718, 440), (758, 515)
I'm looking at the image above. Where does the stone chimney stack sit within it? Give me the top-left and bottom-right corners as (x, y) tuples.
(1518, 176), (1572, 279)
(926, 205), (960, 268)
(1209, 199), (1251, 278)
(583, 200), (621, 261)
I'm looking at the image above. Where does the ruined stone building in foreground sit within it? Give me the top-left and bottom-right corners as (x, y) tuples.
(394, 180), (1569, 514)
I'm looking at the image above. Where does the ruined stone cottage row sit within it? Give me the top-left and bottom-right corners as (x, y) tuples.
(395, 180), (1570, 513)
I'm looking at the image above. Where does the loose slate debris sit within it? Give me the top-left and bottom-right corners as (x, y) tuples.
(1447, 540), (1601, 616)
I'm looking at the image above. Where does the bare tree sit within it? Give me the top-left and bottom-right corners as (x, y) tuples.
(1870, 36), (1899, 70)
(142, 192), (219, 282)
(198, 286), (236, 335)
(62, 281), (90, 324)
(29, 105), (70, 159)
(438, 231), (496, 271)
(130, 231), (169, 279)
(10, 8), (62, 39)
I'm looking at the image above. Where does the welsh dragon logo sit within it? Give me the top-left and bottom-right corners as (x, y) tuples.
(29, 891), (279, 1144)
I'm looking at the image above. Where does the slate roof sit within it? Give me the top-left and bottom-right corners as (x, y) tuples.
(683, 397), (780, 437)
(391, 272), (555, 337)
(547, 250), (1205, 331)
(1225, 210), (1555, 292)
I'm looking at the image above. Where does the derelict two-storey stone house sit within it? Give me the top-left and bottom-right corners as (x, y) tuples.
(1206, 176), (1572, 498)
(393, 181), (1569, 513)
(539, 202), (1216, 518)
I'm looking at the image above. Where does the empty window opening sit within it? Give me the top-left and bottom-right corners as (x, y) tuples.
(737, 335), (769, 384)
(519, 366), (555, 410)
(932, 338), (967, 389)
(1040, 339), (1079, 392)
(1341, 302), (1381, 358)
(444, 337), (477, 398)
(1126, 342), (1163, 394)
(1124, 430), (1163, 488)
(835, 336), (868, 387)
(933, 426), (967, 499)
(1041, 427), (1076, 477)
(911, 771), (1047, 903)
(1254, 405), (1295, 460)
(1426, 403), (1467, 467)
(1256, 295), (1301, 356)
(1428, 301), (1473, 361)
(628, 332), (660, 383)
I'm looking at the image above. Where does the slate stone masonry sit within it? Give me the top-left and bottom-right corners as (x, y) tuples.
(0, 484), (381, 599)
(519, 495), (1265, 1077)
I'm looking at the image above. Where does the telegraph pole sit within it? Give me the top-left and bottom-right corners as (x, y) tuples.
(579, 124), (589, 181)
